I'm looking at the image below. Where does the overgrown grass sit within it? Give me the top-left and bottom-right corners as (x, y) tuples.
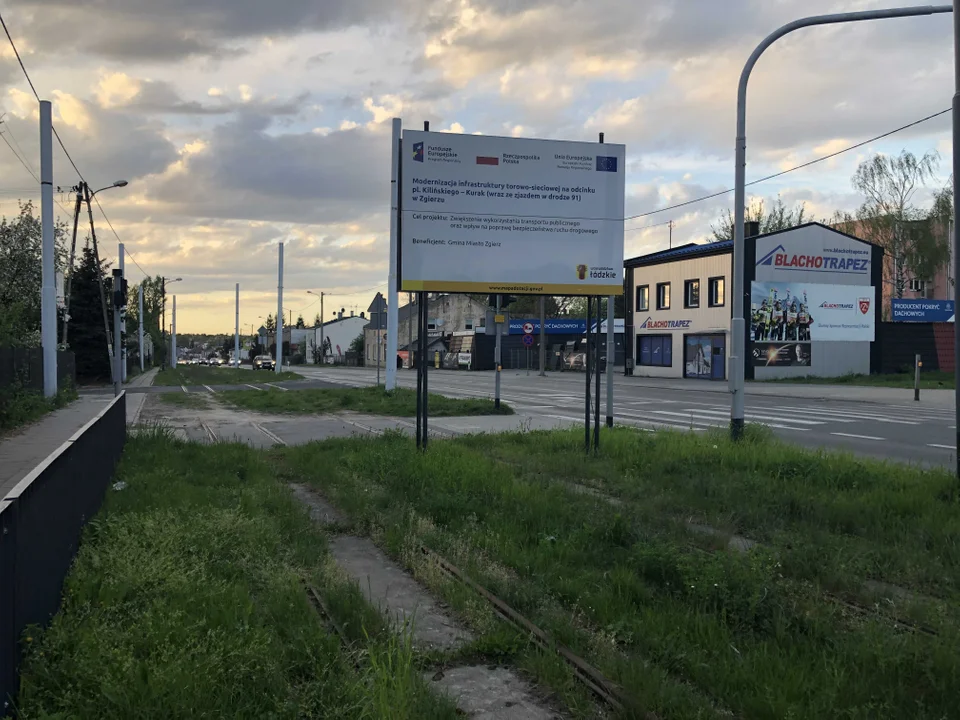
(762, 370), (954, 389)
(156, 391), (211, 410)
(16, 430), (458, 720)
(282, 427), (960, 720)
(153, 365), (302, 386)
(221, 386), (514, 417)
(0, 382), (77, 435)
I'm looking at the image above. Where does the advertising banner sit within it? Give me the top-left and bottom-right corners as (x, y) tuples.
(754, 224), (872, 280)
(507, 318), (625, 334)
(890, 299), (955, 323)
(750, 281), (874, 343)
(400, 130), (625, 296)
(752, 342), (812, 368)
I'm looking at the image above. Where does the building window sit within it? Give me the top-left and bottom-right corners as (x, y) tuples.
(636, 285), (649, 312)
(639, 335), (672, 367)
(465, 319), (473, 330)
(708, 276), (725, 307)
(656, 282), (671, 310)
(427, 322), (436, 330)
(684, 279), (700, 309)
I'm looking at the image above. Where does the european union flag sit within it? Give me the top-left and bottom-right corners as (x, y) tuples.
(413, 142), (424, 162)
(595, 156), (617, 172)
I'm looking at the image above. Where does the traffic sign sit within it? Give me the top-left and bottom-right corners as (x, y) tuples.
(494, 314), (505, 324)
(522, 322), (535, 335)
(522, 334), (534, 347)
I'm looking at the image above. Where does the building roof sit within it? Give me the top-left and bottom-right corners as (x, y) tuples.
(624, 221), (876, 268)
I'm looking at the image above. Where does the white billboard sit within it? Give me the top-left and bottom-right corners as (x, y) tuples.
(400, 130), (625, 295)
(750, 281), (875, 342)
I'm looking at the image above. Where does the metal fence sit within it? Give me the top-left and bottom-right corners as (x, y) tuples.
(0, 393), (126, 714)
(0, 348), (76, 392)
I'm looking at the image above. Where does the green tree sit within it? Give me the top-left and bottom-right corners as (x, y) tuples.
(295, 314), (305, 329)
(264, 313), (276, 334)
(313, 312), (322, 327)
(348, 333), (364, 355)
(69, 246), (114, 382)
(711, 195), (808, 242)
(125, 275), (164, 366)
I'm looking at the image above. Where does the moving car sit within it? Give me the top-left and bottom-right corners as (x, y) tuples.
(253, 355), (275, 371)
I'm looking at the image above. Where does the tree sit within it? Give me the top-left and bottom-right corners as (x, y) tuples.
(313, 312), (322, 327)
(711, 195), (808, 242)
(264, 313), (276, 333)
(69, 246), (113, 381)
(348, 333), (364, 355)
(124, 275), (164, 366)
(843, 150), (944, 299)
(295, 314), (306, 329)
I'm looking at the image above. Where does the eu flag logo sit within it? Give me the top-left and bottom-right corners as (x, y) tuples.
(413, 142), (424, 162)
(595, 156), (617, 172)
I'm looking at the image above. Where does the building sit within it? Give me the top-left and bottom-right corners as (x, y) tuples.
(623, 222), (883, 380)
(314, 315), (367, 363)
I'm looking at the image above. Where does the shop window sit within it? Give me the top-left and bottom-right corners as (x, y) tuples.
(638, 335), (672, 367)
(656, 282), (671, 310)
(636, 285), (649, 312)
(708, 276), (725, 307)
(684, 279), (700, 309)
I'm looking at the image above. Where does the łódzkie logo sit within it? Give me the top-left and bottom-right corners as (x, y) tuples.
(576, 264), (588, 280)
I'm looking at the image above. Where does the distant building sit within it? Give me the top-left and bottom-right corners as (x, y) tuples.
(313, 315), (367, 363)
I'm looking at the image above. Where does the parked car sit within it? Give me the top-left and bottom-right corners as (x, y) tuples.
(253, 355), (275, 371)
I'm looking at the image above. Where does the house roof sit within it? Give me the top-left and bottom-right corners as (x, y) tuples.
(624, 221), (878, 269)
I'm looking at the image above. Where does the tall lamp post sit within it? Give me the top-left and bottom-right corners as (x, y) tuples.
(308, 290), (325, 365)
(729, 4), (952, 441)
(161, 276), (182, 371)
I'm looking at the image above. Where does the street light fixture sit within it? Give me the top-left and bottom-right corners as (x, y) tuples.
(161, 276), (182, 371)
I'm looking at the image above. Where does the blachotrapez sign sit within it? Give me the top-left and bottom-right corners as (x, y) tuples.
(891, 299), (955, 322)
(400, 130), (625, 296)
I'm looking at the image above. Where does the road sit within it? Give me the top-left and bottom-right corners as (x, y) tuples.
(291, 365), (957, 467)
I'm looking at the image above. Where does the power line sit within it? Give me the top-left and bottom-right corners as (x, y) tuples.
(625, 108), (951, 222)
(0, 13), (38, 101)
(0, 129), (38, 183)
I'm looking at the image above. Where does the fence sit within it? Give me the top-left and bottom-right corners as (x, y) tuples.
(0, 348), (76, 392)
(0, 393), (126, 714)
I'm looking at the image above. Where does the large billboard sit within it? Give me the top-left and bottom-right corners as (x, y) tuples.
(891, 299), (955, 322)
(754, 225), (872, 283)
(752, 342), (812, 368)
(750, 281), (875, 342)
(400, 130), (625, 295)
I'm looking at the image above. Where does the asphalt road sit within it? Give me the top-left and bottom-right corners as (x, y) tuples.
(290, 365), (957, 468)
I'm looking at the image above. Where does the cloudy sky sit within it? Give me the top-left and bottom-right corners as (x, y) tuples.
(0, 0), (953, 332)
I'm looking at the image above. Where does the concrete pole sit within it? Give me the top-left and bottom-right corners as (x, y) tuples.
(235, 282), (240, 368)
(953, 0), (960, 477)
(319, 293), (324, 364)
(138, 284), (144, 371)
(119, 243), (127, 382)
(386, 117), (401, 390)
(276, 242), (284, 374)
(113, 269), (122, 397)
(172, 295), (177, 367)
(730, 4), (952, 441)
(39, 100), (57, 397)
(606, 295), (614, 427)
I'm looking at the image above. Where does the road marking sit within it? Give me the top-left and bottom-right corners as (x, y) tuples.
(266, 383), (289, 391)
(831, 432), (884, 441)
(928, 443), (955, 450)
(180, 385), (188, 393)
(255, 424), (287, 446)
(685, 408), (826, 425)
(203, 385), (217, 394)
(246, 384), (264, 391)
(647, 410), (810, 431)
(774, 406), (919, 425)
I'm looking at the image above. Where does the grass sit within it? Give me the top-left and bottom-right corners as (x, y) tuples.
(16, 430), (459, 720)
(282, 427), (960, 720)
(762, 370), (954, 390)
(0, 382), (78, 435)
(156, 391), (211, 410)
(153, 365), (302, 386)
(220, 386), (514, 417)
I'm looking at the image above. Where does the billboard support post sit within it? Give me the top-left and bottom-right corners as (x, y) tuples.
(584, 297), (592, 453)
(495, 295), (502, 409)
(594, 296), (601, 450)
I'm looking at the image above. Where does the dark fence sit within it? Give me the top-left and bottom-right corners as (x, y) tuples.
(0, 393), (126, 715)
(877, 322), (953, 374)
(0, 348), (76, 392)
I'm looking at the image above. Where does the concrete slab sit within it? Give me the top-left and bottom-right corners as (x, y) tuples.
(263, 417), (374, 444)
(289, 483), (344, 526)
(328, 535), (473, 651)
(426, 665), (560, 720)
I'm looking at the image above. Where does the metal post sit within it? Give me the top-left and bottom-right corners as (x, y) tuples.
(606, 294), (614, 427)
(235, 283), (240, 368)
(319, 292), (324, 365)
(495, 295), (502, 409)
(172, 295), (177, 367)
(538, 295), (546, 376)
(421, 290), (428, 448)
(61, 189), (82, 348)
(161, 279), (166, 370)
(594, 297), (601, 450)
(585, 297), (592, 452)
(386, 117), (401, 390)
(39, 100), (56, 397)
(276, 242), (284, 374)
(953, 0), (960, 478)
(915, 353), (922, 402)
(730, 4), (952, 441)
(138, 284), (144, 371)
(416, 296), (423, 449)
(119, 243), (127, 382)
(112, 269), (122, 396)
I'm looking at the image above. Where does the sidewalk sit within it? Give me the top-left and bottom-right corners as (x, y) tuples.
(125, 367), (158, 424)
(0, 395), (114, 499)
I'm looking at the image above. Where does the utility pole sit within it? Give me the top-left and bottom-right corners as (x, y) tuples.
(112, 269), (122, 396)
(161, 279), (167, 370)
(61, 187), (83, 348)
(172, 295), (177, 367)
(234, 282), (240, 368)
(668, 220), (674, 249)
(276, 242), (284, 374)
(138, 284), (144, 372)
(119, 243), (127, 382)
(319, 292), (324, 364)
(538, 295), (546, 376)
(39, 100), (57, 397)
(83, 182), (113, 378)
(953, 0), (960, 479)
(386, 117), (400, 391)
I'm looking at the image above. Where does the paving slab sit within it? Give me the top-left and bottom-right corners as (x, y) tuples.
(426, 665), (560, 720)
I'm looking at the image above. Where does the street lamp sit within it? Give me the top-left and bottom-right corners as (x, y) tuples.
(161, 276), (182, 371)
(308, 290), (325, 365)
(91, 180), (128, 198)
